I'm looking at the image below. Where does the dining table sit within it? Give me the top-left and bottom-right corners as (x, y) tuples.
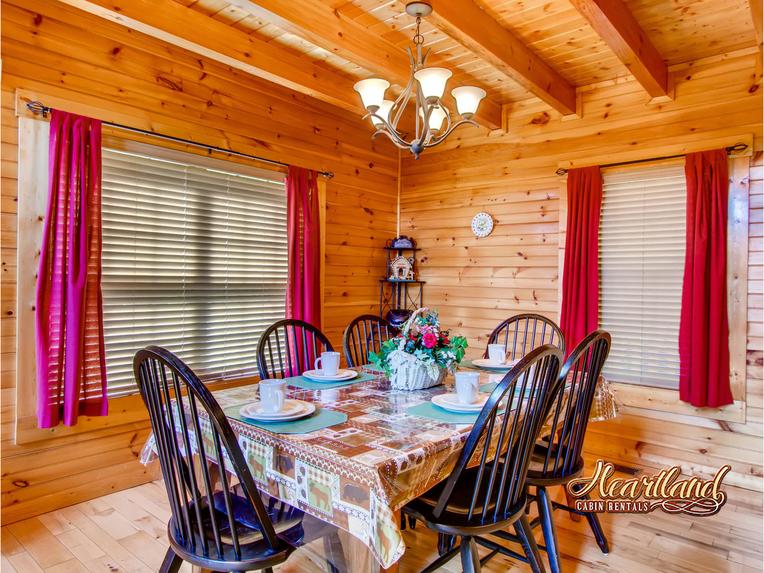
(140, 363), (615, 572)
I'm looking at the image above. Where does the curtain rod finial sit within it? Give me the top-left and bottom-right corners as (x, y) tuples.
(26, 101), (51, 118)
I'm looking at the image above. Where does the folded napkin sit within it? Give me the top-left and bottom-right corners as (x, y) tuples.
(224, 404), (347, 434)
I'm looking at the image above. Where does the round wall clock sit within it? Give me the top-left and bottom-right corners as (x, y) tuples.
(471, 212), (494, 238)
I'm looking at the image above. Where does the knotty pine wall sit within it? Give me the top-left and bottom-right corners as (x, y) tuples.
(401, 50), (763, 491)
(0, 0), (396, 523)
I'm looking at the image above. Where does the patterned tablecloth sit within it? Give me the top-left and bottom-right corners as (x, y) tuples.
(141, 368), (511, 569)
(141, 365), (618, 568)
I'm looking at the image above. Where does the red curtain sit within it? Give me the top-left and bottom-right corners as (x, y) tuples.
(560, 166), (603, 353)
(285, 166), (321, 327)
(679, 150), (733, 407)
(36, 110), (107, 428)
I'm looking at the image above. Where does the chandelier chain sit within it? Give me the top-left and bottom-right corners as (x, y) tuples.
(413, 16), (424, 46)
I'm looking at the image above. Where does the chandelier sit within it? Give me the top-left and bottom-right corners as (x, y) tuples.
(353, 2), (486, 159)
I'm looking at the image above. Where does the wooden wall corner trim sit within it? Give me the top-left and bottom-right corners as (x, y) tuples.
(728, 155), (751, 402)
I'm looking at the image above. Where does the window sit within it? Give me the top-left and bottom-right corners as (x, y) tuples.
(101, 143), (288, 397)
(599, 163), (686, 388)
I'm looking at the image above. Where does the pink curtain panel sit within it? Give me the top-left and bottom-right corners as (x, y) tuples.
(36, 110), (108, 428)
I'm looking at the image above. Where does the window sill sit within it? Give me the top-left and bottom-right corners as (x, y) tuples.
(610, 381), (745, 423)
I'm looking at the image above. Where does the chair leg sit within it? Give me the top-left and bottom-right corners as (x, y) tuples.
(159, 547), (182, 573)
(537, 486), (561, 573)
(584, 508), (610, 554)
(459, 536), (481, 573)
(514, 514), (546, 573)
(437, 533), (456, 556)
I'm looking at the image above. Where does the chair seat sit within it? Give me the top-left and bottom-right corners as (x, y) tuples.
(404, 465), (527, 531)
(525, 442), (584, 485)
(168, 492), (302, 569)
(212, 492), (305, 545)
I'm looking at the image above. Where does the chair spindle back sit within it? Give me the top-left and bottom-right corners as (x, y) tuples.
(485, 314), (565, 361)
(433, 345), (564, 524)
(134, 346), (281, 563)
(342, 314), (398, 367)
(257, 319), (333, 379)
(538, 330), (611, 478)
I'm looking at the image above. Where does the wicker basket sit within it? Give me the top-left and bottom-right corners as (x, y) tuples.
(387, 308), (448, 391)
(389, 360), (447, 391)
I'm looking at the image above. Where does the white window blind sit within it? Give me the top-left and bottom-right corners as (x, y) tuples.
(101, 145), (288, 397)
(599, 163), (686, 389)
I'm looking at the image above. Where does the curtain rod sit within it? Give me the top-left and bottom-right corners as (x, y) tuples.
(25, 101), (334, 179)
(554, 143), (749, 176)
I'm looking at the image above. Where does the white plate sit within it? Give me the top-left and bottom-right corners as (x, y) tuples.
(239, 399), (316, 422)
(471, 358), (520, 370)
(432, 393), (489, 413)
(302, 369), (358, 382)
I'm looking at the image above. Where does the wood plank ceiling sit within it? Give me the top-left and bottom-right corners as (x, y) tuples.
(67, 0), (760, 127)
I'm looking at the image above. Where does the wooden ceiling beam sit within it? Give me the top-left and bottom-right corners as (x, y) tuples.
(750, 0), (763, 48)
(426, 0), (578, 116)
(570, 0), (670, 99)
(228, 0), (504, 130)
(56, 0), (363, 114)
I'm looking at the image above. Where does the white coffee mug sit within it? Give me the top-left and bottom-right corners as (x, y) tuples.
(259, 379), (286, 413)
(487, 343), (507, 364)
(314, 351), (340, 376)
(455, 371), (481, 404)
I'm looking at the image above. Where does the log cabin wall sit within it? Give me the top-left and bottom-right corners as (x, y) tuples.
(0, 0), (397, 523)
(400, 50), (763, 491)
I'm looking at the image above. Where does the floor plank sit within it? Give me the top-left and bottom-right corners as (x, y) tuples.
(1, 465), (761, 573)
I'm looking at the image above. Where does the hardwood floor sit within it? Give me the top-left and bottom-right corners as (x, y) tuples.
(1, 461), (761, 573)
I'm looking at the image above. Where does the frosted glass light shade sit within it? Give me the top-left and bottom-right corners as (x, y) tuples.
(371, 100), (394, 126)
(451, 86), (486, 118)
(353, 78), (390, 111)
(420, 106), (446, 131)
(414, 67), (452, 100)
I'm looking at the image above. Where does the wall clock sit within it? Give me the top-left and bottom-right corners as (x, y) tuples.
(471, 212), (494, 238)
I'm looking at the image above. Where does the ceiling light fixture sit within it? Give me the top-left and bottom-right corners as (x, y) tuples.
(353, 1), (486, 159)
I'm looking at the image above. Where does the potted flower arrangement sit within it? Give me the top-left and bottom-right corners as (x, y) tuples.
(370, 307), (468, 390)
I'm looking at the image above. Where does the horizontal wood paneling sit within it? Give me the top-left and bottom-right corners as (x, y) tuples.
(0, 0), (396, 524)
(401, 51), (763, 490)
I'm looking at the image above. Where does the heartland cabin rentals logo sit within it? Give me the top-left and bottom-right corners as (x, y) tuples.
(566, 460), (732, 517)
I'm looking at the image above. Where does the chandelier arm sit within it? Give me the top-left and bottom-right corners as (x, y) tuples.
(424, 118), (479, 148)
(415, 81), (431, 145)
(391, 75), (415, 128)
(372, 128), (411, 150)
(367, 114), (413, 149)
(440, 98), (453, 134)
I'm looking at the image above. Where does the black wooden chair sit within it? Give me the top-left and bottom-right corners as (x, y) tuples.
(342, 314), (398, 367)
(403, 345), (564, 573)
(256, 319), (333, 379)
(134, 346), (343, 573)
(484, 314), (565, 361)
(522, 330), (612, 573)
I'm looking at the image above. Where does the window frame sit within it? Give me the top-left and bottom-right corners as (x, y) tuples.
(557, 147), (751, 423)
(14, 101), (325, 443)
